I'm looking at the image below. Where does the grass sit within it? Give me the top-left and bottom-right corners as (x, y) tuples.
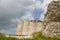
(0, 33), (19, 40)
(0, 32), (60, 40)
(32, 32), (60, 40)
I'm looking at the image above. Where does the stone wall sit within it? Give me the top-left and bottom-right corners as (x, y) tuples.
(16, 20), (45, 35)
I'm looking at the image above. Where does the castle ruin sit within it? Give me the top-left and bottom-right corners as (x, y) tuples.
(16, 1), (60, 38)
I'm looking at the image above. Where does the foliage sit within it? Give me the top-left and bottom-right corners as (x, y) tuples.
(32, 32), (60, 40)
(0, 32), (60, 40)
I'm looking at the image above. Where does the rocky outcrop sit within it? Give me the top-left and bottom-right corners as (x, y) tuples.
(16, 1), (60, 38)
(44, 1), (60, 22)
(16, 20), (45, 35)
(43, 1), (60, 38)
(43, 22), (60, 38)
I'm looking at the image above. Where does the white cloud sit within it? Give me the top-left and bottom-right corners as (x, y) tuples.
(0, 0), (35, 34)
(0, 28), (16, 34)
(0, 0), (53, 34)
(40, 0), (53, 21)
(11, 18), (21, 23)
(35, 1), (41, 9)
(21, 12), (34, 20)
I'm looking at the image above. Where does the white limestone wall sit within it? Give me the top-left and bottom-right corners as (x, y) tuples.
(16, 20), (45, 35)
(22, 20), (29, 35)
(16, 23), (23, 35)
(36, 21), (45, 32)
(29, 20), (36, 35)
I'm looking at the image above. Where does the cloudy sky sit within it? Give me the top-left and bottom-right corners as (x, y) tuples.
(0, 0), (52, 34)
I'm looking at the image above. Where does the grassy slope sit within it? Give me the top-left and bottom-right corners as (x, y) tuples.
(0, 32), (60, 40)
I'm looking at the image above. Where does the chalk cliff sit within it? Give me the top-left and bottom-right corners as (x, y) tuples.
(16, 1), (60, 38)
(16, 20), (45, 35)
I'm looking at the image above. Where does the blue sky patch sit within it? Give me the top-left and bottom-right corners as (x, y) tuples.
(32, 8), (44, 20)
